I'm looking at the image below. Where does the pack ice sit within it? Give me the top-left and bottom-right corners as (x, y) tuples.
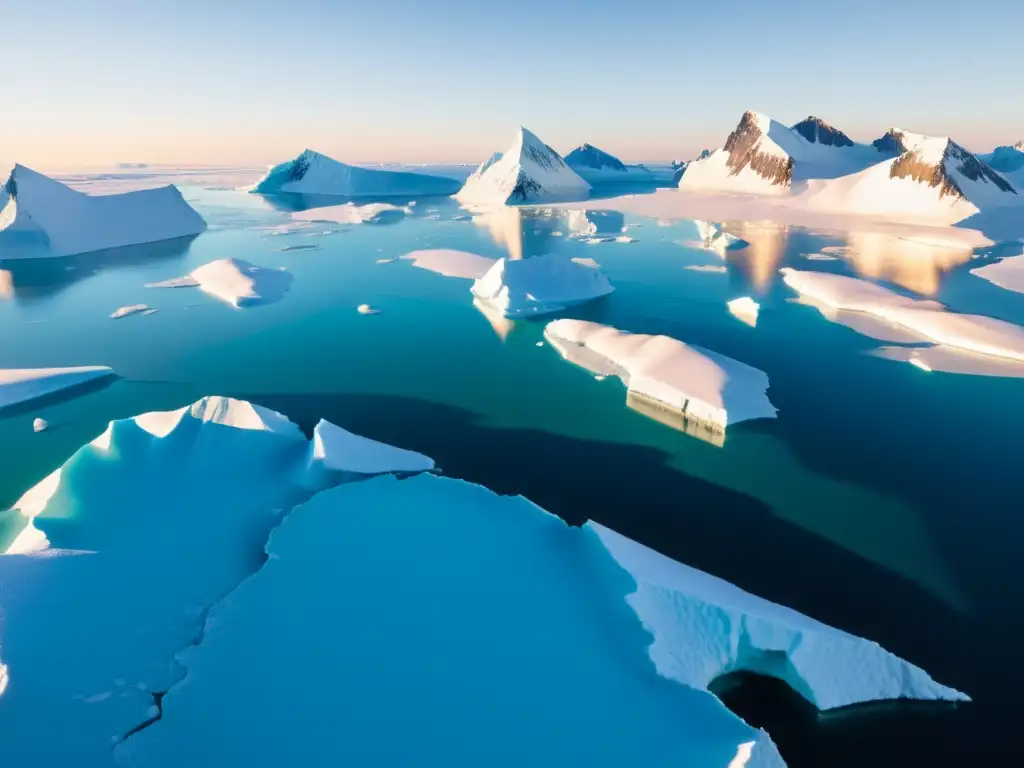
(456, 127), (591, 205)
(0, 165), (205, 259)
(251, 149), (460, 197)
(0, 397), (967, 767)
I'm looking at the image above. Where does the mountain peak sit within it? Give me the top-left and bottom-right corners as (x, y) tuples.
(791, 116), (854, 147)
(883, 130), (1016, 199)
(564, 144), (628, 172)
(722, 112), (794, 187)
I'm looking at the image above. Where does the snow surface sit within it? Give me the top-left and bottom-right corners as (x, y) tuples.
(564, 144), (654, 183)
(588, 522), (968, 710)
(456, 127), (591, 205)
(971, 254), (1024, 295)
(0, 165), (205, 259)
(783, 269), (1024, 365)
(292, 202), (409, 225)
(310, 420), (434, 474)
(251, 150), (460, 197)
(0, 366), (114, 411)
(471, 254), (614, 318)
(114, 473), (785, 768)
(403, 248), (497, 279)
(147, 258), (293, 308)
(0, 397), (436, 766)
(544, 319), (776, 428)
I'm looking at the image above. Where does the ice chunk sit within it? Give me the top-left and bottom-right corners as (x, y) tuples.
(686, 265), (728, 273)
(456, 127), (591, 205)
(147, 258), (293, 308)
(292, 202), (409, 225)
(471, 254), (614, 318)
(971, 254), (1024, 295)
(110, 304), (153, 319)
(115, 474), (781, 768)
(251, 150), (460, 197)
(402, 249), (497, 279)
(0, 165), (205, 259)
(356, 303), (380, 315)
(32, 418), (48, 433)
(782, 268), (1024, 364)
(0, 366), (114, 411)
(728, 297), (760, 327)
(587, 522), (968, 710)
(544, 319), (776, 429)
(566, 209), (626, 237)
(310, 420), (434, 474)
(571, 257), (600, 268)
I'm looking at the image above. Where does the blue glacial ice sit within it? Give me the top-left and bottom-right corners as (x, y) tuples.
(0, 398), (967, 768)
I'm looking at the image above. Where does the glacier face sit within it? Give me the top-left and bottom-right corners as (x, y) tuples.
(0, 397), (969, 768)
(456, 127), (591, 205)
(251, 149), (461, 197)
(0, 165), (206, 259)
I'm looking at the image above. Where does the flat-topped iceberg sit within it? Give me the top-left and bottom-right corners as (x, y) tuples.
(0, 397), (436, 766)
(0, 164), (205, 259)
(251, 150), (460, 197)
(456, 127), (591, 205)
(0, 366), (114, 411)
(146, 258), (293, 308)
(471, 254), (614, 318)
(544, 319), (777, 430)
(782, 268), (1024, 366)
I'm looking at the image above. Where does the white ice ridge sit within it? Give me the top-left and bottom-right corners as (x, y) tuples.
(471, 254), (614, 318)
(402, 248), (497, 279)
(781, 268), (1024, 364)
(310, 420), (434, 474)
(146, 258), (293, 308)
(0, 164), (205, 259)
(544, 319), (776, 428)
(0, 366), (114, 411)
(586, 522), (969, 710)
(292, 201), (410, 225)
(971, 253), (1024, 295)
(0, 397), (436, 766)
(455, 127), (591, 205)
(251, 149), (460, 197)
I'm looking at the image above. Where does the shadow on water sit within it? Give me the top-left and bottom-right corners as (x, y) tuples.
(0, 235), (197, 303)
(229, 390), (998, 767)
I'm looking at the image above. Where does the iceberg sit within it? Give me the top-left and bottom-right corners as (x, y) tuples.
(0, 366), (114, 411)
(471, 254), (614, 318)
(0, 397), (436, 766)
(971, 254), (1024, 295)
(566, 209), (626, 237)
(564, 144), (654, 184)
(456, 127), (591, 205)
(544, 319), (776, 430)
(0, 164), (205, 259)
(251, 150), (460, 197)
(291, 201), (409, 225)
(146, 258), (293, 308)
(309, 420), (434, 474)
(782, 268), (1024, 367)
(728, 297), (760, 327)
(110, 304), (154, 319)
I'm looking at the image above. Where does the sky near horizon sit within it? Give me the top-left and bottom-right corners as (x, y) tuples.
(5, 0), (1023, 169)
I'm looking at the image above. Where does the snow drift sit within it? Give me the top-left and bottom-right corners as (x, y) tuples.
(0, 165), (206, 259)
(251, 150), (460, 197)
(456, 128), (591, 205)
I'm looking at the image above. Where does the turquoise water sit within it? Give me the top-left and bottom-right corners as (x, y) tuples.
(1, 185), (1022, 764)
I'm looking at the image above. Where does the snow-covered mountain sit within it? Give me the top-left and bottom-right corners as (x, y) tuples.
(252, 150), (461, 197)
(801, 129), (1018, 223)
(456, 127), (591, 205)
(981, 142), (1024, 174)
(563, 144), (653, 183)
(0, 165), (206, 259)
(680, 112), (886, 194)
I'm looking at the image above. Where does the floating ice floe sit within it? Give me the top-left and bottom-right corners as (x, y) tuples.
(544, 319), (776, 432)
(32, 418), (48, 433)
(251, 150), (460, 197)
(728, 297), (760, 327)
(0, 366), (114, 411)
(571, 257), (600, 268)
(0, 397), (967, 768)
(0, 397), (437, 766)
(456, 127), (591, 205)
(146, 258), (293, 308)
(971, 254), (1024, 295)
(566, 209), (626, 238)
(402, 249), (497, 279)
(782, 268), (1024, 370)
(0, 165), (205, 259)
(356, 304), (380, 315)
(292, 202), (409, 226)
(110, 304), (155, 319)
(685, 265), (728, 274)
(471, 254), (614, 318)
